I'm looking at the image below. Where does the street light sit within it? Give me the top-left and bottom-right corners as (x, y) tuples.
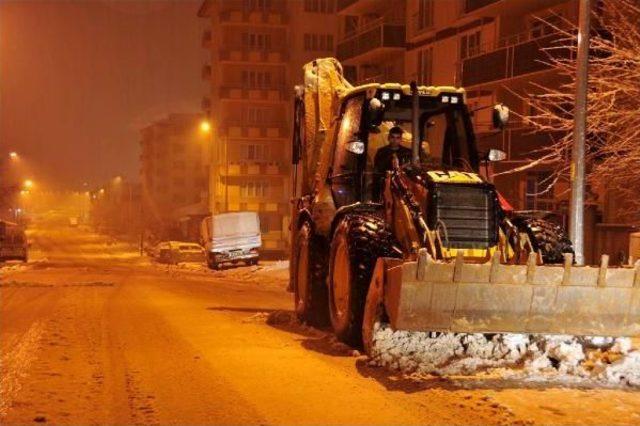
(9, 152), (19, 160)
(23, 179), (33, 189)
(200, 120), (211, 134)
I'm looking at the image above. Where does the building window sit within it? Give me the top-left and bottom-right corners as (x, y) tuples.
(525, 172), (554, 210)
(460, 31), (481, 59)
(243, 0), (271, 11)
(304, 33), (334, 51)
(245, 106), (270, 124)
(530, 14), (564, 39)
(242, 32), (272, 50)
(242, 144), (269, 161)
(241, 71), (272, 89)
(417, 47), (433, 85)
(416, 0), (434, 31)
(240, 181), (269, 198)
(303, 0), (334, 13)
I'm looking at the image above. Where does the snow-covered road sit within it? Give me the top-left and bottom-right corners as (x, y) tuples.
(1, 218), (639, 425)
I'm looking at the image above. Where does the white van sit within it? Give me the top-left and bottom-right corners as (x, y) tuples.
(200, 212), (261, 269)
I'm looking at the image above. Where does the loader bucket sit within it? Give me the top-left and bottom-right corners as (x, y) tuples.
(382, 251), (640, 337)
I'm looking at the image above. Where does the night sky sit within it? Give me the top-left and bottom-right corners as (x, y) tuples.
(1, 1), (205, 189)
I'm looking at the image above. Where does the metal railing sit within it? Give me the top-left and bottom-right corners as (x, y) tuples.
(459, 25), (573, 86)
(340, 15), (405, 42)
(337, 17), (406, 62)
(461, 20), (573, 61)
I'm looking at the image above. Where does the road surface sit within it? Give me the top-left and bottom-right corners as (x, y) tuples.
(1, 217), (639, 425)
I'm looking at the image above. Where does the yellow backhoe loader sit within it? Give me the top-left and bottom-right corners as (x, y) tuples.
(289, 58), (640, 354)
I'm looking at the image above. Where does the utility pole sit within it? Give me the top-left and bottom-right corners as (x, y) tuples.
(570, 0), (590, 265)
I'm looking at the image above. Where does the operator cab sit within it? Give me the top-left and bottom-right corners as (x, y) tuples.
(329, 85), (481, 207)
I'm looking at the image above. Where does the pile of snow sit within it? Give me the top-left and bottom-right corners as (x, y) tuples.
(258, 260), (289, 272)
(369, 323), (640, 387)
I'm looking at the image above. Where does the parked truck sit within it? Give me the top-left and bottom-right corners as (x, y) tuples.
(200, 212), (261, 269)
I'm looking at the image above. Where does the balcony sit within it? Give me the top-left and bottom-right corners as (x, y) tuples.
(221, 121), (288, 139)
(218, 47), (288, 64)
(202, 29), (212, 48)
(219, 162), (286, 177)
(460, 27), (570, 87)
(337, 18), (405, 64)
(218, 85), (286, 102)
(218, 9), (287, 25)
(202, 64), (212, 80)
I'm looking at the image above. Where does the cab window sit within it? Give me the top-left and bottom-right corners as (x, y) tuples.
(330, 95), (364, 207)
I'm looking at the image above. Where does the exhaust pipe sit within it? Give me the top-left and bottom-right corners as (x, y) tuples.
(410, 81), (420, 166)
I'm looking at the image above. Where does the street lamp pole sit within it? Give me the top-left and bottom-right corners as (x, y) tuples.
(569, 0), (591, 265)
(200, 120), (216, 216)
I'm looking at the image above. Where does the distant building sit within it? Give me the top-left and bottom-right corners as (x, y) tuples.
(139, 113), (208, 241)
(90, 179), (141, 237)
(198, 0), (339, 255)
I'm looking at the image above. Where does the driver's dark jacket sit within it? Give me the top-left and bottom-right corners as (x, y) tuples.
(372, 145), (412, 200)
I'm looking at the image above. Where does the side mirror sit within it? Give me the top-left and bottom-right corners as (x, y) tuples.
(492, 104), (510, 129)
(487, 148), (507, 162)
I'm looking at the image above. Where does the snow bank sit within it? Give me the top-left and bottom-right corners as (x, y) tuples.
(369, 323), (640, 387)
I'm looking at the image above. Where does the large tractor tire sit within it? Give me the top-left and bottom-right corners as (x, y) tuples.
(328, 214), (402, 346)
(514, 217), (574, 264)
(293, 221), (329, 326)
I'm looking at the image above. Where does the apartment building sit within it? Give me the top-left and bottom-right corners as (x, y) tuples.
(403, 0), (635, 264)
(336, 0), (406, 84)
(198, 0), (338, 254)
(139, 113), (208, 240)
(90, 179), (141, 237)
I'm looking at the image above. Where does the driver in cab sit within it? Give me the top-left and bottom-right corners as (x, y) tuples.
(372, 126), (412, 200)
(373, 126), (412, 174)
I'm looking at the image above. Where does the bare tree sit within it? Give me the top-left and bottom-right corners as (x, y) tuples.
(498, 0), (640, 225)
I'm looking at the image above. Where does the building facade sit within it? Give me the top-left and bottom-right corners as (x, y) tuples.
(198, 0), (338, 254)
(404, 0), (635, 264)
(90, 179), (141, 237)
(139, 113), (208, 241)
(336, 0), (406, 84)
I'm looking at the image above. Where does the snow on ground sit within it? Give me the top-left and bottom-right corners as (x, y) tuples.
(156, 260), (289, 288)
(370, 324), (640, 388)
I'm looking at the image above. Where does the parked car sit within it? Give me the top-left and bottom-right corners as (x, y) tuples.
(155, 241), (205, 264)
(200, 212), (261, 269)
(0, 220), (28, 262)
